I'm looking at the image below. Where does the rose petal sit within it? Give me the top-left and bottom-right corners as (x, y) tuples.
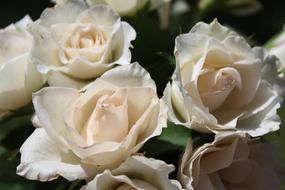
(24, 61), (45, 93)
(17, 128), (87, 181)
(85, 170), (157, 190)
(126, 87), (158, 126)
(226, 58), (261, 108)
(84, 156), (182, 190)
(39, 0), (87, 27)
(163, 82), (189, 124)
(47, 70), (86, 89)
(0, 54), (30, 110)
(101, 62), (156, 90)
(190, 19), (236, 41)
(235, 81), (281, 137)
(77, 4), (120, 27)
(223, 36), (254, 60)
(33, 87), (80, 150)
(198, 67), (242, 111)
(175, 33), (209, 84)
(254, 47), (285, 97)
(110, 22), (136, 65)
(29, 23), (63, 74)
(75, 98), (159, 166)
(112, 156), (182, 190)
(0, 18), (32, 63)
(83, 88), (129, 144)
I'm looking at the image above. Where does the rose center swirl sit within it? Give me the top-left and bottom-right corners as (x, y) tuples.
(198, 67), (242, 112)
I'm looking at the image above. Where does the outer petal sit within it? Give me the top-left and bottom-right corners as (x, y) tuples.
(84, 170), (158, 190)
(223, 35), (254, 60)
(190, 19), (237, 41)
(47, 70), (87, 89)
(112, 22), (136, 66)
(0, 16), (32, 63)
(32, 87), (80, 150)
(235, 81), (281, 137)
(112, 156), (182, 190)
(77, 4), (120, 26)
(174, 33), (209, 80)
(0, 54), (30, 110)
(17, 128), (87, 181)
(254, 47), (285, 97)
(0, 16), (43, 111)
(270, 33), (285, 70)
(100, 62), (156, 90)
(29, 22), (63, 74)
(24, 61), (45, 95)
(163, 82), (189, 124)
(84, 156), (182, 190)
(178, 140), (193, 189)
(162, 63), (217, 132)
(38, 0), (87, 27)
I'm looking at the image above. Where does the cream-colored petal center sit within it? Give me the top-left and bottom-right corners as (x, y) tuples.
(198, 67), (242, 111)
(81, 88), (129, 145)
(60, 24), (107, 63)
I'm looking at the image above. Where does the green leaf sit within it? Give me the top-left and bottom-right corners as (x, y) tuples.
(157, 122), (192, 147)
(140, 122), (191, 157)
(140, 138), (181, 157)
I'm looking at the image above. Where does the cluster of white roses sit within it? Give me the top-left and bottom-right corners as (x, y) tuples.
(0, 0), (283, 189)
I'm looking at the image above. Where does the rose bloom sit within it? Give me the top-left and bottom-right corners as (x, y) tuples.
(179, 133), (283, 190)
(86, 0), (171, 16)
(29, 0), (136, 89)
(163, 19), (284, 137)
(17, 63), (167, 181)
(81, 155), (182, 190)
(0, 16), (44, 118)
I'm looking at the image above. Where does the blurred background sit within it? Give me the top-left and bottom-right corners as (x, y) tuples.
(0, 0), (284, 189)
(1, 0), (285, 44)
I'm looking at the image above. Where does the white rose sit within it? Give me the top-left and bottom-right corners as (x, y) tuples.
(163, 19), (283, 137)
(0, 16), (44, 117)
(179, 133), (283, 190)
(30, 0), (136, 89)
(81, 155), (182, 190)
(17, 63), (167, 181)
(86, 0), (171, 16)
(269, 25), (285, 70)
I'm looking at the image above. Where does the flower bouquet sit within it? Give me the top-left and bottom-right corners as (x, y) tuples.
(0, 0), (284, 189)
